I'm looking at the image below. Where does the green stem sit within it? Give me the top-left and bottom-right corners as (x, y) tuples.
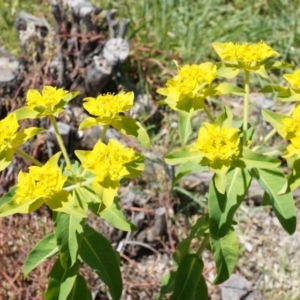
(100, 125), (109, 142)
(15, 148), (43, 166)
(196, 234), (210, 257)
(203, 104), (215, 123)
(49, 115), (71, 168)
(243, 70), (250, 146)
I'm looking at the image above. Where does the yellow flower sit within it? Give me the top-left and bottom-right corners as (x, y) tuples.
(283, 69), (300, 89)
(75, 139), (140, 184)
(156, 62), (217, 109)
(193, 123), (240, 169)
(282, 104), (300, 139)
(0, 113), (19, 152)
(213, 41), (279, 70)
(83, 92), (134, 125)
(14, 154), (67, 204)
(26, 86), (69, 116)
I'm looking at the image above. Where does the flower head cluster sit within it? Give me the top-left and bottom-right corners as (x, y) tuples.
(213, 41), (278, 69)
(15, 155), (67, 205)
(83, 92), (133, 125)
(26, 86), (69, 116)
(0, 113), (19, 152)
(193, 123), (240, 169)
(75, 139), (140, 185)
(283, 69), (300, 89)
(156, 62), (217, 108)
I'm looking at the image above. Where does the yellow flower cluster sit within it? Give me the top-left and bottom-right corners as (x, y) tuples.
(157, 62), (217, 104)
(0, 114), (19, 152)
(283, 69), (300, 89)
(282, 105), (300, 157)
(194, 123), (240, 168)
(213, 41), (278, 67)
(15, 159), (67, 204)
(76, 139), (138, 184)
(26, 86), (68, 116)
(83, 92), (133, 125)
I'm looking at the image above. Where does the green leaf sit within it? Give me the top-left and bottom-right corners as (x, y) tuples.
(90, 197), (137, 232)
(53, 212), (85, 269)
(194, 275), (208, 300)
(170, 254), (203, 300)
(209, 168), (251, 238)
(173, 237), (192, 264)
(288, 159), (300, 191)
(0, 148), (14, 172)
(66, 275), (92, 300)
(262, 109), (286, 138)
(0, 197), (44, 217)
(213, 168), (228, 194)
(0, 186), (17, 207)
(173, 162), (208, 186)
(251, 168), (296, 235)
(13, 127), (45, 147)
(178, 109), (193, 144)
(24, 233), (59, 277)
(165, 144), (202, 165)
(216, 62), (240, 79)
(160, 271), (176, 297)
(14, 106), (40, 120)
(80, 226), (122, 300)
(238, 147), (280, 169)
(112, 116), (151, 149)
(78, 117), (98, 130)
(44, 258), (80, 300)
(215, 106), (233, 128)
(277, 87), (300, 102)
(216, 83), (245, 96)
(264, 61), (294, 70)
(210, 229), (239, 284)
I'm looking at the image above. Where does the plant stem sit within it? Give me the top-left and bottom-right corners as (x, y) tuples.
(100, 125), (109, 142)
(49, 115), (71, 168)
(203, 104), (215, 122)
(243, 70), (250, 146)
(15, 148), (43, 166)
(196, 234), (210, 257)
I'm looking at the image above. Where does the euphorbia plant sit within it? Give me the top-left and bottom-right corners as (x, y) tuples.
(0, 86), (150, 299)
(157, 41), (299, 299)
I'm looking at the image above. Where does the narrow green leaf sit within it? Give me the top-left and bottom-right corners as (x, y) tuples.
(170, 254), (203, 300)
(209, 168), (251, 238)
(66, 274), (92, 300)
(78, 117), (98, 130)
(264, 61), (294, 70)
(173, 162), (208, 186)
(24, 233), (59, 277)
(251, 168), (296, 235)
(165, 144), (202, 165)
(44, 258), (80, 300)
(278, 87), (300, 102)
(80, 226), (122, 300)
(211, 229), (239, 284)
(0, 148), (14, 172)
(112, 116), (151, 149)
(178, 109), (192, 144)
(90, 197), (137, 231)
(239, 147), (281, 169)
(53, 212), (85, 269)
(173, 237), (192, 264)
